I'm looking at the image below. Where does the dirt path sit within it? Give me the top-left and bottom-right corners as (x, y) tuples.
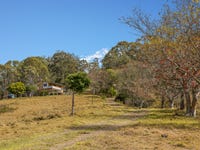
(50, 99), (147, 150)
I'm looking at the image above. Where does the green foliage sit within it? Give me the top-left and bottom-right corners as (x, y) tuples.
(49, 51), (80, 84)
(25, 85), (37, 93)
(107, 87), (117, 97)
(7, 82), (26, 97)
(0, 61), (21, 98)
(66, 72), (90, 93)
(20, 57), (49, 85)
(89, 69), (117, 97)
(88, 58), (100, 73)
(78, 59), (89, 72)
(115, 91), (155, 108)
(38, 90), (49, 96)
(25, 85), (37, 96)
(102, 41), (131, 69)
(115, 93), (128, 103)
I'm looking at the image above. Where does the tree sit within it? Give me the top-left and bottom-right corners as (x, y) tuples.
(7, 82), (26, 97)
(65, 72), (90, 116)
(78, 59), (89, 72)
(116, 61), (153, 107)
(25, 84), (37, 97)
(19, 57), (49, 85)
(49, 51), (80, 84)
(0, 60), (20, 99)
(102, 41), (131, 69)
(100, 39), (154, 106)
(88, 58), (100, 73)
(89, 68), (117, 97)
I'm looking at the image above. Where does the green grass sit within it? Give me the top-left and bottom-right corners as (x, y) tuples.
(136, 108), (200, 129)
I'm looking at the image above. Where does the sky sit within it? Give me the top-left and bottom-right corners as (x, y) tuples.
(0, 0), (168, 64)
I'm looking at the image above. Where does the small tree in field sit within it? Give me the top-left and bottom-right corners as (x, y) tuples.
(66, 72), (90, 116)
(7, 82), (26, 97)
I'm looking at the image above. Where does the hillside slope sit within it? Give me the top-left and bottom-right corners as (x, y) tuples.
(0, 95), (200, 150)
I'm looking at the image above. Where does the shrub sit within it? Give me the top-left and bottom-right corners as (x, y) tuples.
(108, 87), (117, 97)
(7, 82), (26, 97)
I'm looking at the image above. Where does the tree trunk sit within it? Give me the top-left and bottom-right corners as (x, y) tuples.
(0, 92), (3, 99)
(161, 95), (165, 108)
(71, 91), (75, 116)
(191, 89), (197, 117)
(170, 98), (174, 109)
(92, 89), (95, 104)
(139, 100), (144, 109)
(180, 91), (185, 110)
(184, 90), (191, 116)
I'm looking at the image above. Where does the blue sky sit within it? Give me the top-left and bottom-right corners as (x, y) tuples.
(0, 0), (168, 64)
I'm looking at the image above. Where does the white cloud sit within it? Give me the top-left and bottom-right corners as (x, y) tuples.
(83, 48), (109, 62)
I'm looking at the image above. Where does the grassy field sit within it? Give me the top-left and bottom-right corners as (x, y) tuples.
(0, 95), (200, 150)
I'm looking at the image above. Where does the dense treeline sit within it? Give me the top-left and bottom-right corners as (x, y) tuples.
(0, 51), (83, 98)
(0, 0), (199, 117)
(119, 0), (200, 116)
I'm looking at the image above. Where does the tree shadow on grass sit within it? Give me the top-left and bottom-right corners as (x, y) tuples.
(69, 124), (130, 132)
(84, 95), (101, 99)
(86, 109), (147, 120)
(112, 113), (146, 121)
(69, 111), (147, 132)
(69, 113), (200, 132)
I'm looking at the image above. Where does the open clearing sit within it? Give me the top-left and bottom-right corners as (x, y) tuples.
(0, 95), (200, 150)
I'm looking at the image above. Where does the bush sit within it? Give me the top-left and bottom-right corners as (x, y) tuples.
(7, 82), (26, 97)
(115, 92), (155, 108)
(38, 90), (49, 96)
(115, 93), (128, 104)
(108, 87), (117, 97)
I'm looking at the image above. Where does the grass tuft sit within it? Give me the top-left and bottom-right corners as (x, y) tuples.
(0, 104), (16, 113)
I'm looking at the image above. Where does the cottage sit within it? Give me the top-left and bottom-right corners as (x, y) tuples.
(41, 82), (64, 95)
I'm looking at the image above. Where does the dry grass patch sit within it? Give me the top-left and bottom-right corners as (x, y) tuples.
(1, 96), (200, 150)
(65, 108), (200, 150)
(66, 126), (200, 150)
(0, 95), (129, 149)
